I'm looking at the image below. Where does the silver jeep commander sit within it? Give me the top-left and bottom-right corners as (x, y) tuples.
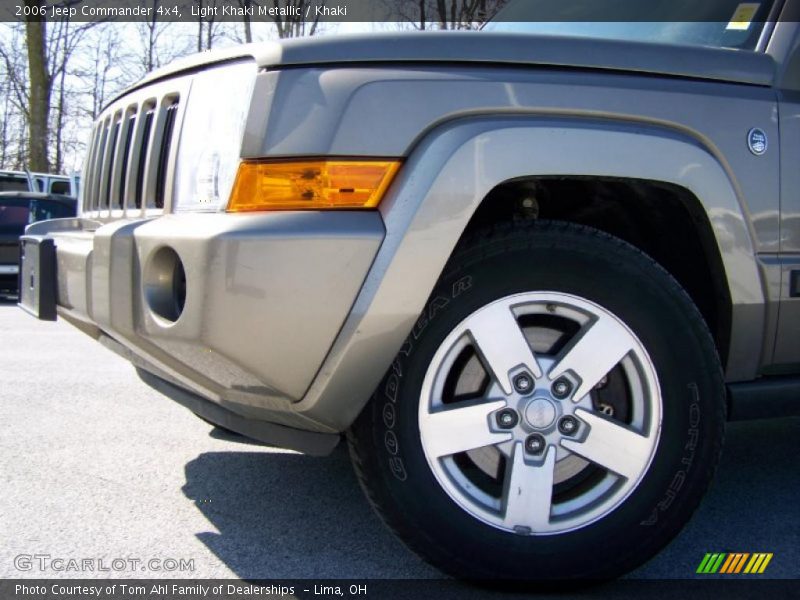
(19, 0), (800, 582)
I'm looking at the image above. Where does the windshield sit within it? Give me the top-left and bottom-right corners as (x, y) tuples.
(0, 175), (29, 193)
(485, 0), (777, 51)
(30, 200), (75, 222)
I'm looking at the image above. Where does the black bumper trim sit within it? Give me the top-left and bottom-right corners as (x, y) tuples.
(727, 376), (800, 421)
(95, 333), (340, 455)
(136, 367), (341, 456)
(17, 235), (57, 321)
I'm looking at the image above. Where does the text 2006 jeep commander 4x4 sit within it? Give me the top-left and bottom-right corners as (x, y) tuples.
(19, 0), (800, 582)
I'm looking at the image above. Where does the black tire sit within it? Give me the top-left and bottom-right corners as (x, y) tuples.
(348, 220), (725, 582)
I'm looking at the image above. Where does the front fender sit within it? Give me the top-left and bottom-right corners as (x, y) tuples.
(298, 116), (764, 430)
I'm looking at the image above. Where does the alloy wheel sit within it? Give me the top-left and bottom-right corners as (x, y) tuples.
(418, 292), (662, 535)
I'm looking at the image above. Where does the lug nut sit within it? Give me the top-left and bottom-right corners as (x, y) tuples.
(524, 434), (546, 455)
(552, 377), (573, 399)
(513, 373), (534, 395)
(558, 415), (579, 436)
(495, 408), (519, 429)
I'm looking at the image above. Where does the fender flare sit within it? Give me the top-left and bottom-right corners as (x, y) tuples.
(297, 115), (765, 430)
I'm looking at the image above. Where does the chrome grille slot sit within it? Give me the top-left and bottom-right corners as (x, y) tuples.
(117, 110), (137, 210)
(108, 108), (136, 210)
(101, 116), (122, 210)
(135, 105), (155, 210)
(155, 99), (180, 209)
(89, 120), (109, 212)
(82, 124), (101, 212)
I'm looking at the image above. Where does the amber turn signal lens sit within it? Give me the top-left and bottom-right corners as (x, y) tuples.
(226, 160), (401, 212)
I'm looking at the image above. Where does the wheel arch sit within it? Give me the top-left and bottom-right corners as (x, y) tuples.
(296, 115), (765, 431)
(464, 176), (732, 368)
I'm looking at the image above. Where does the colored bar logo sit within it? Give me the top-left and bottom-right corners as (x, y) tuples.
(696, 552), (773, 574)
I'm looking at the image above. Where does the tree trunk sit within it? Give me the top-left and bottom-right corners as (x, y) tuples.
(25, 0), (51, 172)
(54, 52), (67, 173)
(243, 15), (252, 43)
(147, 6), (158, 71)
(0, 83), (10, 167)
(242, 0), (252, 43)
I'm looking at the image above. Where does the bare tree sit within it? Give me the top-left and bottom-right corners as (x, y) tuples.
(141, 1), (164, 72)
(52, 22), (69, 171)
(384, 0), (507, 30)
(2, 1), (101, 172)
(135, 4), (189, 75)
(25, 0), (51, 171)
(14, 114), (28, 170)
(0, 82), (9, 167)
(46, 6), (100, 172)
(233, 0), (258, 43)
(194, 0), (224, 50)
(72, 26), (124, 121)
(273, 0), (323, 38)
(0, 23), (30, 169)
(0, 49), (15, 167)
(61, 23), (151, 172)
(49, 17), (92, 171)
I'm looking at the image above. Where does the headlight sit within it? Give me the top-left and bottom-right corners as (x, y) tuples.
(172, 61), (256, 212)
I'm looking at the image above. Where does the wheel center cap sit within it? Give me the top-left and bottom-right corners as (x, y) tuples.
(524, 397), (557, 429)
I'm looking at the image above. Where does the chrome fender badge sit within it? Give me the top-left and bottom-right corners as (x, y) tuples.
(747, 128), (768, 156)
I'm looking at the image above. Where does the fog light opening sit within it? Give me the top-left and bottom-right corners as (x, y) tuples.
(144, 246), (186, 324)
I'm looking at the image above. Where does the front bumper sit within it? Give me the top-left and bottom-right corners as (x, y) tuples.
(21, 211), (384, 443)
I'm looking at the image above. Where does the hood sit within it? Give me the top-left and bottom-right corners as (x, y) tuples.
(134, 30), (774, 91)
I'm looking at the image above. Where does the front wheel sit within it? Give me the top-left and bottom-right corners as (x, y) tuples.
(348, 221), (725, 581)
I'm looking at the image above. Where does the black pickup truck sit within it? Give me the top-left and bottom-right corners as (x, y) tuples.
(0, 192), (76, 295)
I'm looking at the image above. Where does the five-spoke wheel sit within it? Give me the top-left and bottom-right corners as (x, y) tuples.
(419, 292), (661, 534)
(348, 221), (725, 581)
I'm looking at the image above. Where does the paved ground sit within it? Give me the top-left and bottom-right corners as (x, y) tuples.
(1, 299), (798, 582)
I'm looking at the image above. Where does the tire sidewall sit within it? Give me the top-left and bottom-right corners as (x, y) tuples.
(363, 224), (723, 580)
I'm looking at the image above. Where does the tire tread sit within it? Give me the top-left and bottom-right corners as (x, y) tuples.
(348, 219), (726, 580)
